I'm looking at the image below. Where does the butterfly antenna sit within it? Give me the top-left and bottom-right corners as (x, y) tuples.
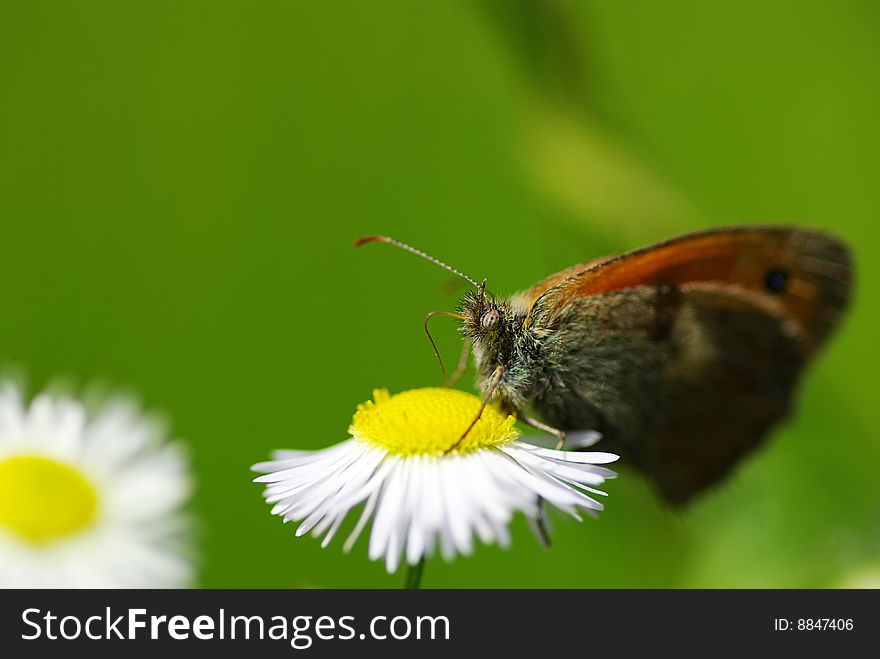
(354, 235), (481, 289)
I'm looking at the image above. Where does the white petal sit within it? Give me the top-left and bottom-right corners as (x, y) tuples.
(254, 432), (620, 572)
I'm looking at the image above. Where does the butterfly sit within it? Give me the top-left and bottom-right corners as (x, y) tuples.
(356, 226), (852, 504)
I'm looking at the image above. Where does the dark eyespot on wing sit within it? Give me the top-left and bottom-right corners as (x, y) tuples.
(765, 269), (788, 293)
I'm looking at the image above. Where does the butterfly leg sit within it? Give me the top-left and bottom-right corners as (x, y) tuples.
(443, 340), (471, 388)
(445, 364), (504, 454)
(527, 498), (552, 548)
(518, 415), (603, 451)
(518, 413), (567, 450)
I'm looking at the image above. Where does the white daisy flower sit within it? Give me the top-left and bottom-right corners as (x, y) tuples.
(253, 387), (617, 574)
(0, 381), (193, 588)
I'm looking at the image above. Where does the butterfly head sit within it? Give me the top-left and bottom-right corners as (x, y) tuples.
(458, 284), (517, 346)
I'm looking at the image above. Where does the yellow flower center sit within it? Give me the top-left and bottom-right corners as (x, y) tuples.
(0, 455), (99, 544)
(350, 388), (520, 456)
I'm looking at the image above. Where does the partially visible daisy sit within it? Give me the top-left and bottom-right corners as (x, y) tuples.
(0, 381), (193, 587)
(253, 387), (617, 575)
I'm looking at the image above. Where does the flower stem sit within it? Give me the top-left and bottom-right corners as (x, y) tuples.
(404, 558), (426, 589)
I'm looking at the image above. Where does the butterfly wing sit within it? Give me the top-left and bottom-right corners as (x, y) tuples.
(523, 226), (852, 504)
(527, 226), (851, 352)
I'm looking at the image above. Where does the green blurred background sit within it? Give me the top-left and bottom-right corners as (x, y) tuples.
(1, 0), (877, 587)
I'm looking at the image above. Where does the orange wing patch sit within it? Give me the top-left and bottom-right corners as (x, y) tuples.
(525, 227), (851, 353)
(513, 256), (611, 309)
